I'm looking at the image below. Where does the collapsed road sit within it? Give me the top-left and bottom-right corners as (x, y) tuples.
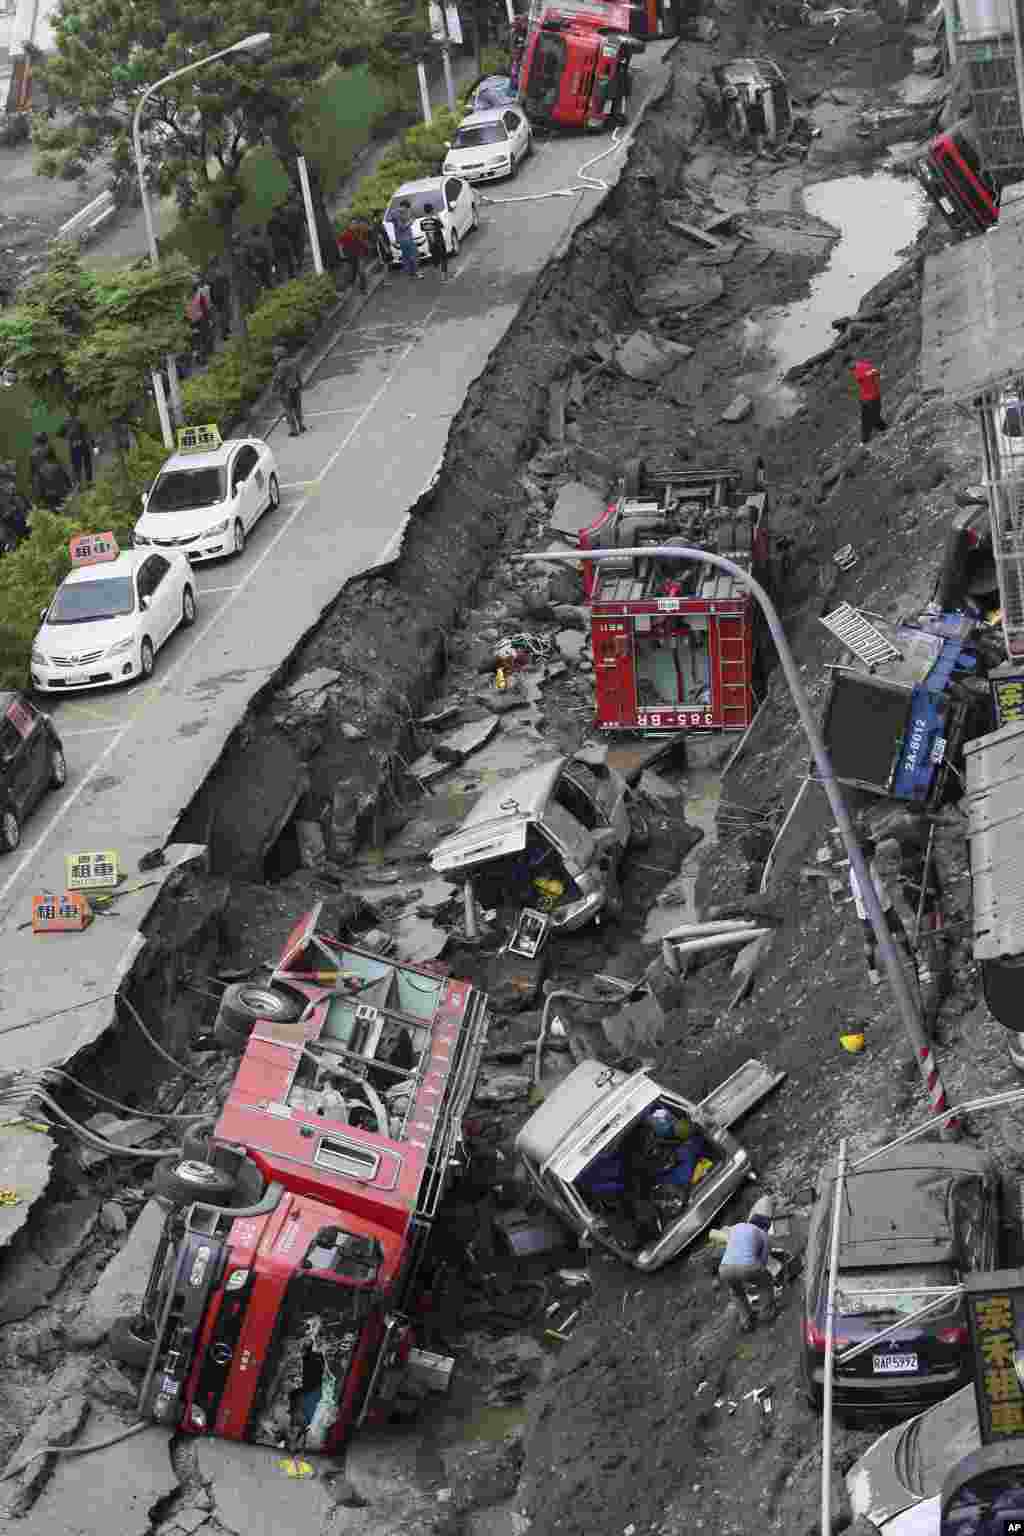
(4, 1), (1023, 1535)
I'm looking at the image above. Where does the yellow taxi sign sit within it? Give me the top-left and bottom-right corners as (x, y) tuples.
(69, 531), (119, 567)
(176, 423), (222, 454)
(32, 890), (92, 933)
(65, 850), (120, 891)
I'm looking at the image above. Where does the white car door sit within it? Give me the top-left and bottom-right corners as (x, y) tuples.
(229, 446), (259, 531)
(504, 109), (528, 163)
(444, 177), (470, 238)
(138, 555), (173, 648)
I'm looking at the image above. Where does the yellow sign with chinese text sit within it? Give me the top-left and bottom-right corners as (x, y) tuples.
(65, 850), (120, 891)
(176, 424), (222, 454)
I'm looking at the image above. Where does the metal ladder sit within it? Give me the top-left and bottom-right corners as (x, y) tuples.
(819, 602), (901, 671)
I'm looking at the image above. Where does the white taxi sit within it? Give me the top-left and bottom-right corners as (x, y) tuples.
(31, 545), (196, 693)
(134, 434), (279, 562)
(442, 106), (532, 183)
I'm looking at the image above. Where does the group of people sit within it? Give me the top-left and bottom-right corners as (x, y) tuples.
(28, 417), (95, 511)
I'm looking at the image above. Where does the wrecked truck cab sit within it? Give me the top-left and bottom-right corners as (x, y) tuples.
(516, 1057), (785, 1271)
(429, 754), (632, 930)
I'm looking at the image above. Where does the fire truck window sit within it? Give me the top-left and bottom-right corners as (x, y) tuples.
(554, 770), (602, 831)
(253, 1277), (366, 1449)
(526, 32), (566, 110)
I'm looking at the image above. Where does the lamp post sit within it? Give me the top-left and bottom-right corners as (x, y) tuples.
(519, 541), (958, 1139)
(131, 32), (272, 449)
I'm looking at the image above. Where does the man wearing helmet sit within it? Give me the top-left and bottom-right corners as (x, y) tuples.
(716, 1196), (776, 1332)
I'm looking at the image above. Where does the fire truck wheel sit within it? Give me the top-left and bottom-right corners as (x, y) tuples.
(109, 1315), (155, 1370)
(152, 1156), (239, 1207)
(621, 456), (645, 496)
(216, 982), (304, 1040)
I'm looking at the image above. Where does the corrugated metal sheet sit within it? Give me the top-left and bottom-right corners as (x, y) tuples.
(965, 719), (1024, 958)
(921, 199), (1024, 400)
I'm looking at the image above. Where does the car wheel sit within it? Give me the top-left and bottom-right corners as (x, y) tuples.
(0, 805), (20, 853)
(181, 586), (197, 628)
(233, 519), (245, 556)
(152, 1156), (238, 1208)
(140, 637), (155, 679)
(49, 744), (67, 789)
(449, 227), (460, 257)
(109, 1315), (156, 1370)
(267, 472), (280, 511)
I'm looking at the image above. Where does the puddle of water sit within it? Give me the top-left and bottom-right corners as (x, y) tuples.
(736, 172), (928, 418)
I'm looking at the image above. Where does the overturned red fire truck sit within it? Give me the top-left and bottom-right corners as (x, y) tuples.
(577, 466), (772, 733)
(130, 905), (489, 1452)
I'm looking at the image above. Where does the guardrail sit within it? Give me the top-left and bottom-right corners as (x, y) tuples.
(55, 189), (117, 244)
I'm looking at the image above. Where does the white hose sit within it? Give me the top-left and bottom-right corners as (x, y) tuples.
(480, 124), (631, 207)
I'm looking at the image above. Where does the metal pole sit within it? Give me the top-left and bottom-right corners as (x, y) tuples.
(442, 44), (456, 112)
(417, 61), (433, 125)
(821, 1138), (848, 1536)
(1010, 0), (1024, 164)
(296, 155), (324, 277)
(912, 820), (937, 946)
(941, 0), (957, 67)
(518, 543), (959, 1137)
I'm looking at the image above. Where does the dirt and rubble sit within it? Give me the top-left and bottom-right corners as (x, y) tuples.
(1, 2), (1017, 1534)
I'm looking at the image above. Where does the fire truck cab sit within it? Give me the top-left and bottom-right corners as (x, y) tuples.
(519, 2), (638, 131)
(136, 905), (489, 1453)
(579, 467), (771, 733)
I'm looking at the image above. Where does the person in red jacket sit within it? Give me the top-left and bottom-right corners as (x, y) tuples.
(337, 220), (370, 294)
(851, 358), (888, 443)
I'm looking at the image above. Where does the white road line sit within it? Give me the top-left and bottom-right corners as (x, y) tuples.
(197, 585), (241, 595)
(303, 407), (369, 418)
(0, 252), (480, 914)
(59, 726), (123, 738)
(280, 481), (316, 490)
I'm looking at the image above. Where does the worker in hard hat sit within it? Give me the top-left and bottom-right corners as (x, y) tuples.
(716, 1196), (776, 1332)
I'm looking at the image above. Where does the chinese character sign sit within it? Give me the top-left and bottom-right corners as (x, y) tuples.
(69, 532), (119, 567)
(993, 674), (1024, 730)
(32, 891), (92, 933)
(65, 850), (120, 891)
(969, 1287), (1024, 1442)
(176, 423), (222, 454)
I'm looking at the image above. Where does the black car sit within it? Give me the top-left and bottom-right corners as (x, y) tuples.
(0, 690), (66, 852)
(801, 1146), (1001, 1414)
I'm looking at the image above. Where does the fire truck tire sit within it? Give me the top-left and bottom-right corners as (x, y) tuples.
(152, 1156), (239, 1207)
(109, 1315), (155, 1370)
(216, 982), (303, 1038)
(622, 457), (645, 496)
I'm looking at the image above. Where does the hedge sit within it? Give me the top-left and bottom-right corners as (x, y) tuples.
(0, 271), (339, 689)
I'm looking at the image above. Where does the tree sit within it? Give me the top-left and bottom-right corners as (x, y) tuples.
(0, 245), (98, 411)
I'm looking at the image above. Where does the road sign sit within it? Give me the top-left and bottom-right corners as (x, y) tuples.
(176, 424), (222, 454)
(965, 1272), (1024, 1443)
(991, 663), (1024, 729)
(65, 850), (120, 891)
(32, 891), (92, 933)
(69, 531), (119, 567)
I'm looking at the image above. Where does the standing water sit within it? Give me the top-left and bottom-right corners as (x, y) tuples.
(739, 172), (928, 412)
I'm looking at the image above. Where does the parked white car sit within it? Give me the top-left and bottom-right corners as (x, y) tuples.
(31, 549), (196, 692)
(380, 177), (479, 265)
(134, 437), (279, 562)
(442, 107), (532, 183)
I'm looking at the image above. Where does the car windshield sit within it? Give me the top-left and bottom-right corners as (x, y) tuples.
(47, 577), (135, 624)
(898, 1388), (979, 1499)
(453, 122), (507, 147)
(149, 466), (226, 513)
(835, 1264), (958, 1319)
(475, 78), (515, 106)
(386, 191), (441, 221)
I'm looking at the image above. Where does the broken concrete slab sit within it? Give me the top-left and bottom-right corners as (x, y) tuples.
(616, 330), (694, 382)
(634, 267), (724, 318)
(195, 1439), (346, 1536)
(721, 394), (753, 423)
(285, 666), (341, 701)
(555, 630), (586, 662)
(409, 717), (501, 786)
(66, 1197), (166, 1348)
(2, 1357), (94, 1518)
(602, 990), (667, 1054)
(549, 481), (606, 537)
(10, 1407), (178, 1534)
(0, 1196), (102, 1325)
(745, 222), (836, 259)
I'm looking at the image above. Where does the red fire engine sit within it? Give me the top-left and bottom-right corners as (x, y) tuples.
(135, 905), (489, 1452)
(518, 1), (638, 131)
(578, 467), (771, 733)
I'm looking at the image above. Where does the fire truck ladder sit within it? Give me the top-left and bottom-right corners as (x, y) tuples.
(819, 603), (902, 672)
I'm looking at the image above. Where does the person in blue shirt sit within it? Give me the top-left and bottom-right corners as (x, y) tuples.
(718, 1196), (775, 1332)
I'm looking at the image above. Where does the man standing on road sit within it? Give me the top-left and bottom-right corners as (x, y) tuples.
(393, 200), (422, 280)
(419, 203), (448, 281)
(716, 1196), (776, 1332)
(848, 836), (914, 985)
(851, 358), (888, 443)
(59, 413), (95, 488)
(337, 219), (370, 294)
(272, 346), (307, 437)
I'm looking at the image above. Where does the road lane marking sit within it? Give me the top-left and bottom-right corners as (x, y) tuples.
(197, 585), (241, 595)
(304, 407), (368, 418)
(59, 726), (123, 738)
(0, 255), (480, 916)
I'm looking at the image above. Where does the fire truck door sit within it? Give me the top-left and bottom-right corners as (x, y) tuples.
(712, 615), (753, 729)
(592, 618), (636, 725)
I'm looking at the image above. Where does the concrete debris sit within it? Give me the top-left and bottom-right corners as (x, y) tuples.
(340, 721), (367, 740)
(2, 1358), (93, 1518)
(549, 480), (607, 536)
(556, 629), (587, 662)
(0, 1119), (55, 1252)
(66, 1197), (166, 1349)
(615, 330), (695, 382)
(473, 1074), (533, 1105)
(721, 393), (753, 423)
(409, 717), (500, 785)
(0, 1198), (100, 1324)
(440, 1434), (525, 1514)
(284, 667), (341, 701)
(634, 267), (724, 318)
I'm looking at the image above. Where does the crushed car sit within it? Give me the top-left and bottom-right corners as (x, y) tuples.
(429, 752), (638, 931)
(516, 1056), (785, 1270)
(846, 1383), (977, 1534)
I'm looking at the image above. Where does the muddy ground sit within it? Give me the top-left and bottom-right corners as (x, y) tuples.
(2, 1), (1018, 1533)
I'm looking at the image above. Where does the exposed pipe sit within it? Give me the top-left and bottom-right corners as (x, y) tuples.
(534, 989), (602, 1087)
(821, 1138), (848, 1536)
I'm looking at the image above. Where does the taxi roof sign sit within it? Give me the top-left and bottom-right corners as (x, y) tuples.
(69, 531), (119, 567)
(176, 423), (222, 454)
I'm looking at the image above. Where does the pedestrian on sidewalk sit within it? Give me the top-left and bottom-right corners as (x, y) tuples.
(851, 357), (888, 443)
(848, 836), (914, 985)
(420, 203), (448, 280)
(337, 219), (370, 294)
(715, 1196), (776, 1332)
(29, 432), (72, 509)
(393, 200), (422, 279)
(58, 412), (95, 488)
(272, 347), (307, 437)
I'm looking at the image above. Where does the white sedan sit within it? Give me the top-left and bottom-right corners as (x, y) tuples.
(31, 549), (196, 693)
(442, 107), (532, 183)
(134, 437), (279, 562)
(379, 176), (479, 265)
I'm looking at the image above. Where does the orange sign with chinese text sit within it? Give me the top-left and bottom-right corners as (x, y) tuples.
(69, 532), (119, 567)
(31, 891), (92, 933)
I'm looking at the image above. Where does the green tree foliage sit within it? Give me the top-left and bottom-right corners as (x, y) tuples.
(0, 245), (98, 410)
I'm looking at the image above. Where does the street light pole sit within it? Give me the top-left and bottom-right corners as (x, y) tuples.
(131, 32), (271, 448)
(519, 542), (958, 1138)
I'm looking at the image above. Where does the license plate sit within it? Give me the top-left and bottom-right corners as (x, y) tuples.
(872, 1352), (918, 1374)
(68, 669), (90, 684)
(930, 736), (947, 764)
(161, 1374), (179, 1394)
